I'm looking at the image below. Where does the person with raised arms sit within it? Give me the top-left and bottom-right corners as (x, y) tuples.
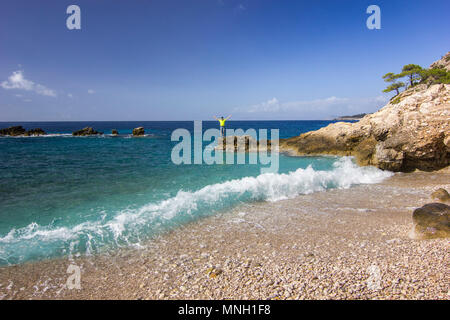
(214, 115), (231, 137)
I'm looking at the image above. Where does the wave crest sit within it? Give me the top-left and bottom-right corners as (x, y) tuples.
(0, 157), (392, 265)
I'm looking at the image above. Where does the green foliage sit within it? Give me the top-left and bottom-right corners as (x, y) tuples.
(382, 61), (450, 96)
(382, 72), (399, 82)
(421, 67), (450, 84)
(400, 64), (423, 87)
(382, 72), (404, 95)
(383, 82), (405, 95)
(391, 96), (402, 104)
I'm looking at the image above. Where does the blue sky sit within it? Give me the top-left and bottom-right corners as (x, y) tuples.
(0, 0), (449, 121)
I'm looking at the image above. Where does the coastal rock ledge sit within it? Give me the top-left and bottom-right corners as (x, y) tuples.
(280, 55), (450, 172)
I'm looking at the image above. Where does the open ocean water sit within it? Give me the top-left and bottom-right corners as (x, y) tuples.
(0, 121), (392, 265)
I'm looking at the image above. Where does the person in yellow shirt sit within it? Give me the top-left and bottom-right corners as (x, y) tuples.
(214, 115), (231, 136)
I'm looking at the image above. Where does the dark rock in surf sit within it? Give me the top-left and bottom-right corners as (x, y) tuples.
(132, 127), (145, 136)
(0, 126), (27, 136)
(0, 126), (47, 136)
(25, 128), (46, 136)
(72, 127), (103, 136)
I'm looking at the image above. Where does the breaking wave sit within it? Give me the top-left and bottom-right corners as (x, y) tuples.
(0, 157), (393, 265)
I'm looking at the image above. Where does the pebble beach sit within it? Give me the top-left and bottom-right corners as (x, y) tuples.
(0, 169), (448, 300)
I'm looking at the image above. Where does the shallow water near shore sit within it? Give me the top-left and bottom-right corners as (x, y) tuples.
(0, 120), (390, 266)
(0, 169), (448, 300)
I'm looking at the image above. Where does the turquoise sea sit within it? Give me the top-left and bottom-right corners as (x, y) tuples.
(0, 121), (392, 266)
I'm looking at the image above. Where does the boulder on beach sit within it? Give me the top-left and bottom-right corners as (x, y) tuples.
(132, 127), (145, 136)
(431, 188), (450, 203)
(411, 203), (450, 239)
(111, 129), (119, 136)
(0, 126), (46, 136)
(280, 53), (450, 172)
(72, 127), (103, 136)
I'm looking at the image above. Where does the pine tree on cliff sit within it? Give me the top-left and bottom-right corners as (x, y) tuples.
(382, 72), (405, 95)
(400, 64), (423, 87)
(420, 67), (450, 84)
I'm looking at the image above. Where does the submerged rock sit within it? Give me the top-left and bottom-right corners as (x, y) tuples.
(0, 126), (46, 136)
(280, 53), (450, 172)
(412, 203), (450, 239)
(72, 127), (103, 136)
(132, 127), (145, 136)
(431, 188), (450, 203)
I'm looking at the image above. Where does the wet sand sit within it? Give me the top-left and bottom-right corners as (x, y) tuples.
(0, 169), (449, 300)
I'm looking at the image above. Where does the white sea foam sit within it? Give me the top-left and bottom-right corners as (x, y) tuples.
(0, 157), (393, 264)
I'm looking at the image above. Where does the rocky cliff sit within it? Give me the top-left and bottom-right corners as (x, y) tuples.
(280, 54), (450, 172)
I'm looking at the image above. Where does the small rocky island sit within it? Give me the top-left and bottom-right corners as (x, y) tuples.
(1, 126), (149, 137)
(72, 127), (103, 136)
(0, 126), (46, 136)
(132, 127), (145, 136)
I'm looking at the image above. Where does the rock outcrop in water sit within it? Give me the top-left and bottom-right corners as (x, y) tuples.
(280, 54), (450, 172)
(72, 127), (103, 136)
(0, 126), (46, 136)
(215, 135), (271, 152)
(25, 128), (46, 136)
(0, 126), (26, 136)
(132, 127), (145, 136)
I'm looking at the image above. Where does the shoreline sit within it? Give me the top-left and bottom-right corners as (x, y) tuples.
(0, 168), (449, 300)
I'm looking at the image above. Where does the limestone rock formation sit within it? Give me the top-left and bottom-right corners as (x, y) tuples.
(72, 127), (103, 136)
(411, 203), (450, 239)
(280, 55), (450, 172)
(132, 127), (145, 136)
(430, 51), (450, 71)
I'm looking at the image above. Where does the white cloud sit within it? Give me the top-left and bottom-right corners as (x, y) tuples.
(241, 96), (349, 114)
(234, 95), (390, 119)
(68, 93), (73, 98)
(0, 70), (56, 97)
(87, 89), (95, 94)
(247, 97), (280, 113)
